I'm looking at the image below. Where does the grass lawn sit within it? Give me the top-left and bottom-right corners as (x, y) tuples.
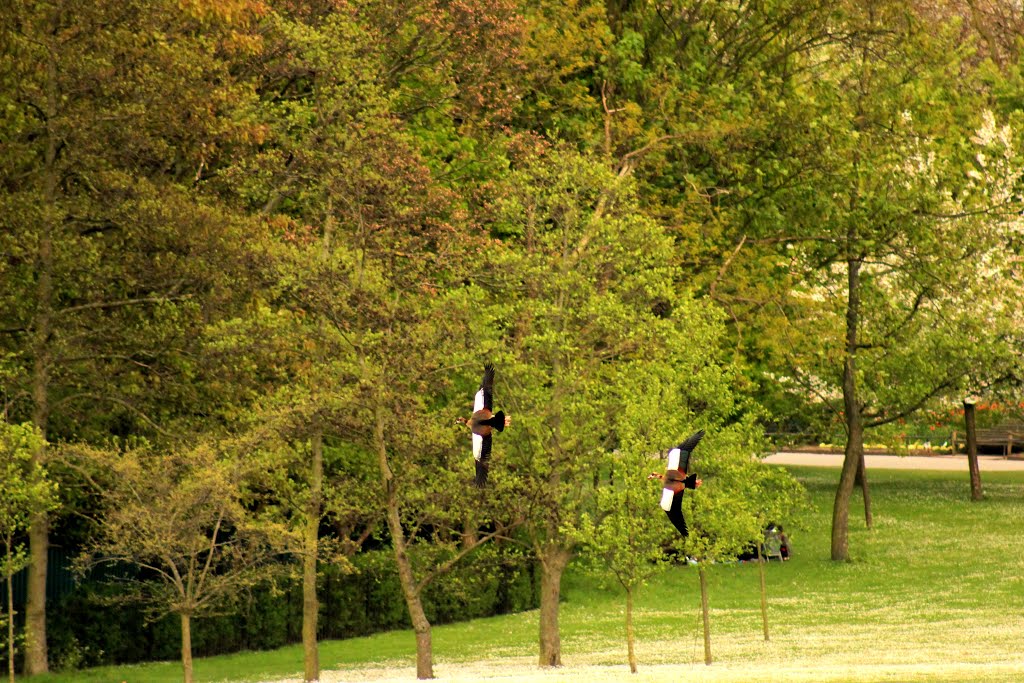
(35, 465), (1024, 682)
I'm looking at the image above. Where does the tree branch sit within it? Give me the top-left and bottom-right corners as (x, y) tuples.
(56, 295), (190, 317)
(50, 393), (175, 437)
(414, 520), (523, 595)
(709, 234), (748, 299)
(194, 507), (226, 600)
(863, 379), (960, 429)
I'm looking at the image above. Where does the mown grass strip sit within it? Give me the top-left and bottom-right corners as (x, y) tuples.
(37, 466), (1024, 682)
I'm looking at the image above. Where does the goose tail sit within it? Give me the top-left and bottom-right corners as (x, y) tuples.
(485, 411), (506, 432)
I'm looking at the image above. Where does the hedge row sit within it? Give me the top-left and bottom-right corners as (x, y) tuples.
(37, 544), (538, 671)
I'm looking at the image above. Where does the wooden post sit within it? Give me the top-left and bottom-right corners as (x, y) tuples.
(757, 544), (770, 642)
(625, 588), (637, 673)
(964, 400), (983, 501)
(698, 565), (712, 665)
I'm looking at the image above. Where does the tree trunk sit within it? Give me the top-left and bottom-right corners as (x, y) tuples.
(461, 517), (478, 550)
(24, 37), (61, 677)
(625, 587), (637, 673)
(698, 565), (712, 665)
(181, 612), (194, 683)
(964, 401), (983, 501)
(855, 451), (873, 529)
(831, 257), (863, 562)
(24, 514), (48, 676)
(302, 431), (323, 682)
(389, 506), (433, 680)
(375, 402), (433, 679)
(7, 557), (15, 683)
(412, 619), (433, 681)
(832, 391), (864, 562)
(757, 544), (769, 642)
(538, 545), (571, 667)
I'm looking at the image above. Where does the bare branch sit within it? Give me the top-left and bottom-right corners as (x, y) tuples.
(194, 507), (226, 600)
(864, 379), (960, 429)
(709, 234), (748, 299)
(50, 393), (175, 438)
(414, 519), (524, 595)
(615, 133), (686, 177)
(56, 295), (190, 317)
(601, 80), (626, 160)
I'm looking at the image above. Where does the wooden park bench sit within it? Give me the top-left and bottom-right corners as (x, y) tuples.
(951, 426), (1024, 458)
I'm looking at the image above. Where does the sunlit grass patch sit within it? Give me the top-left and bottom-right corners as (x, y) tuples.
(36, 465), (1024, 682)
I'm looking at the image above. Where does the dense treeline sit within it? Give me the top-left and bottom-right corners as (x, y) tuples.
(2, 0), (1023, 680)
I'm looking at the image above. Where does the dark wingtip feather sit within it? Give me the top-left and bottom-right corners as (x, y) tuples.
(677, 429), (705, 473)
(481, 364), (496, 388)
(474, 459), (489, 487)
(677, 429), (705, 454)
(480, 365), (496, 410)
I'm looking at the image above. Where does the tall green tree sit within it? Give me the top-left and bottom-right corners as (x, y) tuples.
(681, 432), (804, 662)
(221, 5), (461, 678)
(746, 0), (1023, 560)
(0, 1), (264, 671)
(569, 367), (787, 673)
(77, 440), (281, 683)
(479, 146), (749, 667)
(510, 0), (865, 449)
(0, 423), (56, 683)
(218, 2), (530, 676)
(239, 233), (514, 680)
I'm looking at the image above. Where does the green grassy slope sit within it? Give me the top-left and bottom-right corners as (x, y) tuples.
(37, 466), (1024, 682)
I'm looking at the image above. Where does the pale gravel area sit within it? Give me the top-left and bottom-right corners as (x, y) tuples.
(309, 661), (1024, 683)
(763, 451), (1024, 471)
(262, 656), (1024, 683)
(262, 615), (1024, 683)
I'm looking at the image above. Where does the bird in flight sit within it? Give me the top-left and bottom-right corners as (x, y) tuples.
(648, 430), (704, 538)
(456, 364), (511, 486)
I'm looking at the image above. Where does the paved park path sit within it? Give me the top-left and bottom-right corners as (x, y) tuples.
(764, 450), (1024, 471)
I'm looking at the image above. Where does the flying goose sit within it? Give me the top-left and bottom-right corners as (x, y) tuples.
(648, 430), (704, 538)
(456, 364), (511, 486)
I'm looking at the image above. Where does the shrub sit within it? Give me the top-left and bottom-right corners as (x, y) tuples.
(40, 542), (538, 669)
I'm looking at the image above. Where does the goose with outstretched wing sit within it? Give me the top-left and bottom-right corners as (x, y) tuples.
(648, 430), (704, 537)
(456, 364), (511, 486)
